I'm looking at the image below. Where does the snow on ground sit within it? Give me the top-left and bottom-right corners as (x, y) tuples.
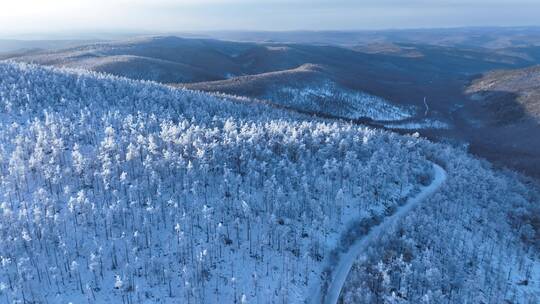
(339, 142), (540, 303)
(0, 61), (537, 304)
(384, 118), (451, 130)
(266, 80), (414, 121)
(0, 61), (431, 304)
(312, 163), (447, 304)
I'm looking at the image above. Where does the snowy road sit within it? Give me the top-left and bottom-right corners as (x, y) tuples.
(311, 163), (447, 304)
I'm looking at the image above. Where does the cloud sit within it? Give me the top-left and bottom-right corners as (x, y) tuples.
(1, 0), (539, 35)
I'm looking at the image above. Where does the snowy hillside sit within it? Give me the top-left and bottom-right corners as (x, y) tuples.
(265, 80), (414, 121)
(183, 64), (415, 122)
(340, 143), (540, 304)
(0, 62), (431, 303)
(0, 62), (537, 304)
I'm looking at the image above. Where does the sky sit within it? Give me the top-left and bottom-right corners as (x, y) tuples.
(1, 0), (540, 37)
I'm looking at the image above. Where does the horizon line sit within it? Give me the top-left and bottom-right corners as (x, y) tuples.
(2, 25), (540, 40)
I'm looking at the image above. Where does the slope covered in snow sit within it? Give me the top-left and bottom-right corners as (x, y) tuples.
(340, 143), (540, 303)
(183, 64), (414, 122)
(0, 62), (537, 304)
(0, 62), (431, 303)
(314, 163), (447, 304)
(266, 79), (413, 121)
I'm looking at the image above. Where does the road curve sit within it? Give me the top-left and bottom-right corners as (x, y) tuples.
(311, 163), (447, 304)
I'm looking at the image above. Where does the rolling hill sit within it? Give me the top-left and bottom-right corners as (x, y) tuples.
(467, 65), (540, 124)
(0, 39), (102, 55)
(6, 36), (251, 82)
(462, 65), (540, 179)
(193, 27), (540, 49)
(8, 36), (533, 98)
(0, 61), (537, 303)
(0, 61), (433, 303)
(181, 64), (415, 121)
(6, 35), (540, 178)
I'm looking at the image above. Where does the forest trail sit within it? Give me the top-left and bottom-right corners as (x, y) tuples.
(311, 163), (447, 304)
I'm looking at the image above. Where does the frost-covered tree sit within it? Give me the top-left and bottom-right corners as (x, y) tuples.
(0, 61), (537, 304)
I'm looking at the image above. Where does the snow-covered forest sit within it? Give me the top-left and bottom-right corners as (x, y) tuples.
(0, 61), (537, 303)
(0, 62), (433, 303)
(340, 142), (540, 304)
(265, 80), (414, 121)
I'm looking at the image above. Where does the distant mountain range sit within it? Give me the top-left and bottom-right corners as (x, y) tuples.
(3, 29), (540, 177)
(5, 35), (535, 111)
(188, 27), (540, 49)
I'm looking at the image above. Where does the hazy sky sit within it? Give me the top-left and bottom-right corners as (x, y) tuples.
(1, 0), (540, 36)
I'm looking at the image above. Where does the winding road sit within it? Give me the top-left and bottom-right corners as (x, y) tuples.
(311, 163), (447, 304)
